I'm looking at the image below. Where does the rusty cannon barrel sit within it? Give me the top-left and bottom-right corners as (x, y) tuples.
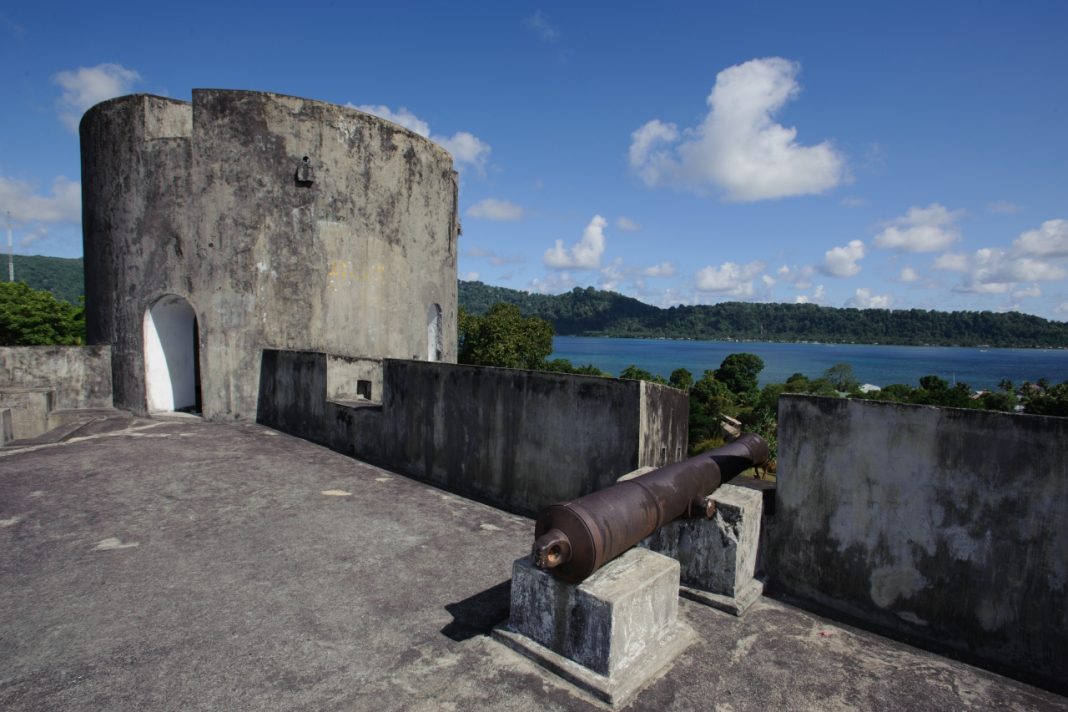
(532, 433), (769, 583)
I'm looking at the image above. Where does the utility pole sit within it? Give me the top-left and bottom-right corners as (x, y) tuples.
(5, 211), (12, 283)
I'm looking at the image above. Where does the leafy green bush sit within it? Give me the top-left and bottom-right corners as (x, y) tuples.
(458, 304), (553, 370)
(0, 282), (85, 345)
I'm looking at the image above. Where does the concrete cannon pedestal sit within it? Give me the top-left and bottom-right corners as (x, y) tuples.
(640, 483), (765, 615)
(493, 548), (694, 706)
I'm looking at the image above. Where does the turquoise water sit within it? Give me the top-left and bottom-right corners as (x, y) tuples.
(550, 336), (1068, 390)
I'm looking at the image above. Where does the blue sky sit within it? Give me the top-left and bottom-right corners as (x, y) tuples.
(2, 1), (1067, 319)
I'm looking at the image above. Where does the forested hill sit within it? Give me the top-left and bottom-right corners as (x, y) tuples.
(6, 255), (84, 304)
(12, 258), (1068, 347)
(459, 280), (1068, 348)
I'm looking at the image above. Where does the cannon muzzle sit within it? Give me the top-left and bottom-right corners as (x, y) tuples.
(532, 433), (769, 583)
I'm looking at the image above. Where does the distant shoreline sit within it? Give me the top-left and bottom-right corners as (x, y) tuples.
(555, 332), (1068, 350)
(460, 281), (1068, 351)
(549, 335), (1068, 391)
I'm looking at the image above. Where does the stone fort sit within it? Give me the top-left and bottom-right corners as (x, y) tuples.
(0, 90), (1063, 702)
(81, 90), (458, 419)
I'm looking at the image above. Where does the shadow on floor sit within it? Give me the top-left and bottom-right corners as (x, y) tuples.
(441, 579), (512, 642)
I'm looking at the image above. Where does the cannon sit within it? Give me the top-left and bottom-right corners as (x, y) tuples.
(532, 433), (770, 583)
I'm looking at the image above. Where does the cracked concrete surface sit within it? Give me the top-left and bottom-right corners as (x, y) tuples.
(1, 421), (1064, 711)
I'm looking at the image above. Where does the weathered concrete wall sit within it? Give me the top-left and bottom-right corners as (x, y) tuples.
(0, 388), (53, 440)
(768, 395), (1068, 689)
(638, 381), (689, 468)
(372, 361), (686, 514)
(0, 346), (113, 410)
(256, 350), (330, 444)
(255, 351), (689, 515)
(82, 90), (458, 420)
(81, 95), (193, 414)
(326, 354), (383, 403)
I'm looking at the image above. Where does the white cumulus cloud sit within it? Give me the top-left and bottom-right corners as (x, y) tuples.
(54, 63), (142, 132)
(599, 258), (626, 291)
(795, 285), (826, 304)
(629, 57), (846, 201)
(437, 132), (491, 169)
(529, 272), (576, 294)
(777, 264), (816, 290)
(821, 240), (865, 278)
(898, 267), (920, 283)
(642, 261), (676, 278)
(948, 246), (1067, 294)
(932, 219), (1068, 299)
(460, 271), (480, 282)
(616, 216), (641, 232)
(954, 280), (1013, 295)
(353, 104), (430, 135)
(0, 176), (82, 225)
(467, 199), (524, 221)
(1012, 219), (1068, 257)
(695, 260), (766, 297)
(543, 215), (607, 269)
(933, 252), (969, 272)
(628, 120), (680, 187)
(977, 251), (1065, 283)
(353, 104), (490, 172)
(873, 204), (962, 252)
(1013, 284), (1041, 299)
(847, 288), (892, 309)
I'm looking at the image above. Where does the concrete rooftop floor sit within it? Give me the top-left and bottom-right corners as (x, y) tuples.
(1, 420), (1065, 712)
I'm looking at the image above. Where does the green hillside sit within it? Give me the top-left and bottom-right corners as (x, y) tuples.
(459, 280), (1068, 348)
(10, 261), (1068, 348)
(6, 255), (84, 304)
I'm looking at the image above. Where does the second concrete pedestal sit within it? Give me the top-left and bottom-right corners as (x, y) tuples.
(493, 548), (694, 706)
(641, 483), (765, 615)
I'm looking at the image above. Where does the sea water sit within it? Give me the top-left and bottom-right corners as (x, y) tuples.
(550, 336), (1068, 390)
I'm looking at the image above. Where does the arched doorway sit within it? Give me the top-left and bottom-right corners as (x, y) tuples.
(427, 303), (443, 362)
(144, 295), (202, 413)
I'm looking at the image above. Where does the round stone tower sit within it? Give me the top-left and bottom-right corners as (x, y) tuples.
(80, 90), (459, 419)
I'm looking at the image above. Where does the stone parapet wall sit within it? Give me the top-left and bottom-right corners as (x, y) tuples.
(768, 395), (1068, 691)
(0, 346), (112, 410)
(256, 350), (689, 515)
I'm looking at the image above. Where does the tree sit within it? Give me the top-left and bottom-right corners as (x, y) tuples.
(457, 304), (553, 369)
(540, 358), (610, 377)
(754, 382), (788, 420)
(912, 375), (974, 408)
(619, 365), (665, 384)
(0, 282), (85, 346)
(688, 370), (736, 448)
(1024, 381), (1068, 417)
(823, 362), (859, 392)
(977, 390), (1017, 413)
(714, 353), (764, 402)
(669, 368), (694, 391)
